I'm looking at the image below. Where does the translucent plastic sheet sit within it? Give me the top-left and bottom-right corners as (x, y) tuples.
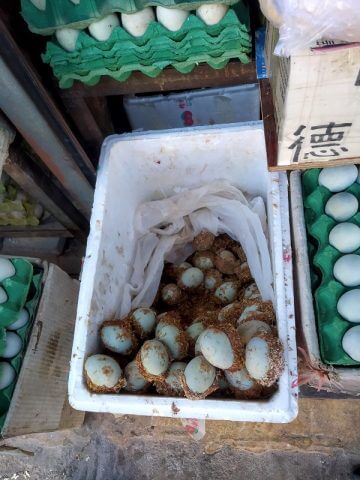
(117, 180), (274, 317)
(259, 0), (360, 56)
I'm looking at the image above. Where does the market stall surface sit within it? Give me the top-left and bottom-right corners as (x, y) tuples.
(0, 397), (359, 480)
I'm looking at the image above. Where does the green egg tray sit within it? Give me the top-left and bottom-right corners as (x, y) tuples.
(42, 9), (251, 88)
(302, 168), (360, 366)
(21, 0), (241, 35)
(0, 268), (43, 424)
(0, 259), (33, 329)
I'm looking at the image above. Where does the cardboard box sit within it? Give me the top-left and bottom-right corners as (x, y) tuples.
(266, 24), (360, 170)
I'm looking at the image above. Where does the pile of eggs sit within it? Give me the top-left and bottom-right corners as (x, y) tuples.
(85, 232), (284, 400)
(319, 164), (360, 362)
(0, 258), (30, 395)
(52, 4), (230, 51)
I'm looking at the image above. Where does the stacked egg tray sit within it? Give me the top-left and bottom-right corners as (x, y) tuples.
(0, 260), (43, 429)
(302, 168), (360, 366)
(42, 9), (251, 88)
(21, 0), (239, 34)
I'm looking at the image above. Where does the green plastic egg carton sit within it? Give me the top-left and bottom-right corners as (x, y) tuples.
(0, 259), (33, 329)
(43, 9), (251, 88)
(302, 168), (360, 366)
(0, 268), (43, 424)
(21, 0), (240, 35)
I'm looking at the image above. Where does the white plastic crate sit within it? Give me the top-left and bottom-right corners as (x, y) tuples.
(69, 122), (298, 422)
(124, 84), (260, 131)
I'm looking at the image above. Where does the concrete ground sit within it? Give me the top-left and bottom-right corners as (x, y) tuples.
(0, 397), (359, 480)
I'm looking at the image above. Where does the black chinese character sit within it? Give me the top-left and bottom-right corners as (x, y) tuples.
(288, 125), (306, 162)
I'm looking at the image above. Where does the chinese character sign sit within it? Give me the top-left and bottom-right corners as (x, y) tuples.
(288, 122), (352, 163)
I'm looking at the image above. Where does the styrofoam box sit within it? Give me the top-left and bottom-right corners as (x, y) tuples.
(124, 84), (260, 131)
(69, 122), (298, 422)
(290, 171), (360, 395)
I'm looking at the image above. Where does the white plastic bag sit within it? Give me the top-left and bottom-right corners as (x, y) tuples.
(118, 180), (274, 317)
(259, 0), (360, 56)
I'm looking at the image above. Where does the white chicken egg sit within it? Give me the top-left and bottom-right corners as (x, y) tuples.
(55, 28), (80, 52)
(337, 289), (360, 323)
(0, 362), (16, 390)
(30, 0), (46, 10)
(156, 7), (190, 31)
(325, 192), (358, 221)
(342, 325), (360, 361)
(2, 332), (22, 358)
(0, 287), (7, 305)
(196, 3), (228, 25)
(329, 223), (360, 253)
(0, 258), (15, 282)
(333, 254), (360, 287)
(121, 8), (155, 37)
(88, 13), (120, 41)
(318, 165), (358, 192)
(8, 308), (29, 331)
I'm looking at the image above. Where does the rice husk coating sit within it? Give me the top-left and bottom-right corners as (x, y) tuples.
(230, 244), (247, 263)
(179, 368), (219, 400)
(156, 315), (189, 360)
(217, 323), (245, 372)
(193, 231), (215, 251)
(229, 381), (264, 400)
(187, 311), (218, 351)
(239, 299), (276, 326)
(233, 262), (253, 286)
(204, 269), (223, 291)
(84, 355), (127, 394)
(100, 319), (138, 355)
(212, 234), (237, 253)
(218, 302), (243, 327)
(192, 251), (216, 270)
(157, 311), (182, 326)
(161, 283), (184, 305)
(155, 366), (185, 397)
(214, 250), (237, 275)
(163, 263), (178, 281)
(129, 308), (157, 339)
(135, 342), (170, 382)
(246, 331), (284, 387)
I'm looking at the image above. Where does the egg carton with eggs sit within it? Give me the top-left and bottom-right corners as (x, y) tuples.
(42, 9), (251, 88)
(302, 166), (360, 367)
(69, 123), (298, 422)
(21, 0), (240, 35)
(0, 267), (43, 427)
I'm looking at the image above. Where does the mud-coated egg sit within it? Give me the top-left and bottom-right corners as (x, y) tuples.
(0, 362), (16, 390)
(218, 302), (242, 325)
(197, 327), (234, 369)
(192, 231), (215, 251)
(215, 250), (236, 274)
(204, 269), (222, 291)
(196, 3), (228, 25)
(333, 255), (360, 287)
(342, 325), (360, 361)
(2, 332), (22, 358)
(245, 331), (284, 387)
(178, 267), (204, 289)
(124, 360), (149, 392)
(237, 320), (272, 344)
(130, 307), (156, 337)
(161, 283), (183, 305)
(214, 281), (238, 304)
(155, 317), (188, 360)
(318, 165), (358, 192)
(329, 223), (360, 253)
(136, 339), (170, 381)
(88, 14), (120, 41)
(100, 320), (137, 355)
(84, 354), (126, 393)
(121, 8), (155, 37)
(157, 361), (186, 395)
(337, 289), (360, 323)
(244, 283), (261, 300)
(180, 355), (217, 399)
(325, 192), (358, 221)
(156, 7), (189, 31)
(193, 251), (215, 271)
